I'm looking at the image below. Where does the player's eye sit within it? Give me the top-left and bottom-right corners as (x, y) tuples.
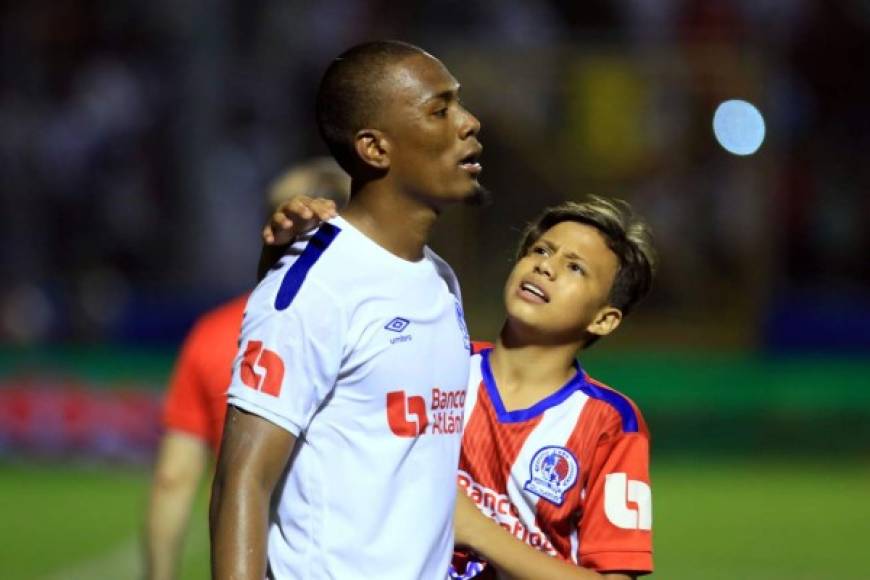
(568, 262), (586, 275)
(433, 106), (448, 118)
(530, 245), (548, 256)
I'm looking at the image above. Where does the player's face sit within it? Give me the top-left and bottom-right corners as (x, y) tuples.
(503, 221), (622, 343)
(379, 53), (483, 207)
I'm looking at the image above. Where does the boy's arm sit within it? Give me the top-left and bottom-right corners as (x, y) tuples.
(454, 492), (636, 580)
(257, 196), (337, 281)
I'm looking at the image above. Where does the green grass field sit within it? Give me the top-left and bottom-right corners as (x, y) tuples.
(2, 458), (868, 579)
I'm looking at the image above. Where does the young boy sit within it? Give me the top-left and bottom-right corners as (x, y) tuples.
(451, 197), (656, 579)
(263, 196), (656, 578)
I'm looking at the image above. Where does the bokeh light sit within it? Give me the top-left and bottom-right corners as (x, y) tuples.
(713, 99), (766, 156)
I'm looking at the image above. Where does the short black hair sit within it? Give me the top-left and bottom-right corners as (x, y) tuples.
(316, 40), (426, 176)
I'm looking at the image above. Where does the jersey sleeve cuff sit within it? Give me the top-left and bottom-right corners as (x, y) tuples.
(163, 411), (210, 439)
(581, 550), (653, 575)
(227, 395), (304, 438)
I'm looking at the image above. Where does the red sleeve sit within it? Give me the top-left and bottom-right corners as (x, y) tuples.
(578, 409), (653, 574)
(162, 320), (212, 443)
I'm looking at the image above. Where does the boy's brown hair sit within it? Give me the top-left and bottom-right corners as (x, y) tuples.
(517, 196), (657, 318)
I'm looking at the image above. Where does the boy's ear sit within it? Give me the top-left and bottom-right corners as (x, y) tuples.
(586, 306), (622, 338)
(354, 129), (390, 170)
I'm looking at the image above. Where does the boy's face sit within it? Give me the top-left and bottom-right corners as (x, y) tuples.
(504, 221), (622, 343)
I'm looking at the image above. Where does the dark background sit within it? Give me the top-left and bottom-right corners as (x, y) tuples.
(1, 0), (868, 352)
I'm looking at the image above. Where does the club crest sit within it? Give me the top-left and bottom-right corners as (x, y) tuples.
(524, 446), (579, 506)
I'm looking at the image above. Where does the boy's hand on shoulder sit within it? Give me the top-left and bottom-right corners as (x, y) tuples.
(263, 196), (337, 246)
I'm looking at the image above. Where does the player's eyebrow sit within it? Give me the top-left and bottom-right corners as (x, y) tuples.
(423, 85), (461, 105)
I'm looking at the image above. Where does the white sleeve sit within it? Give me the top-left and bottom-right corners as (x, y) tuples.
(226, 277), (346, 437)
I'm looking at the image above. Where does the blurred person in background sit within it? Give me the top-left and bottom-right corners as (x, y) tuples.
(209, 40), (483, 580)
(144, 158), (349, 580)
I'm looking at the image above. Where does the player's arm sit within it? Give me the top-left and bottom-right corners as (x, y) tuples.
(145, 431), (210, 580)
(257, 196), (337, 281)
(209, 406), (297, 580)
(454, 492), (636, 580)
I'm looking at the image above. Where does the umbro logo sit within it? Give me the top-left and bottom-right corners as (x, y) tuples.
(385, 317), (410, 332)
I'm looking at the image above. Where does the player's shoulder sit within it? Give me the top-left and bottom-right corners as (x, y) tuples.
(251, 220), (355, 312)
(578, 370), (647, 435)
(270, 216), (395, 287)
(279, 218), (349, 280)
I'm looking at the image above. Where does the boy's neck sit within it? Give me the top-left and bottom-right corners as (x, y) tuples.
(489, 328), (584, 410)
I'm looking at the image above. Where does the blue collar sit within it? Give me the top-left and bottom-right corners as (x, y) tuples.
(478, 348), (588, 423)
(478, 347), (639, 432)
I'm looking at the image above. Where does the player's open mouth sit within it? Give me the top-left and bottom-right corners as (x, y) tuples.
(519, 281), (549, 303)
(459, 148), (483, 175)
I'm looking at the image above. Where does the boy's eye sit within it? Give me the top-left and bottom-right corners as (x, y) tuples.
(531, 246), (547, 255)
(569, 263), (586, 275)
(433, 107), (448, 118)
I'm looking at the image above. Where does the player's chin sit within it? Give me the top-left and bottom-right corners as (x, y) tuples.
(461, 182), (492, 207)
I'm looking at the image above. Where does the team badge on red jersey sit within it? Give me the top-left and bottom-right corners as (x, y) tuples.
(524, 446), (579, 506)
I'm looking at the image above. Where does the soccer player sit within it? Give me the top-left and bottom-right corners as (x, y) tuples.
(451, 197), (656, 579)
(144, 158), (349, 580)
(263, 197), (655, 579)
(209, 40), (484, 580)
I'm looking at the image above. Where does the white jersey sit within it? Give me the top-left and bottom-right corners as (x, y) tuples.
(227, 215), (470, 580)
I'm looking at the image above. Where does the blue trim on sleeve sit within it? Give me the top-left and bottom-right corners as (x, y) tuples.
(274, 223), (341, 311)
(478, 348), (639, 431)
(577, 380), (639, 433)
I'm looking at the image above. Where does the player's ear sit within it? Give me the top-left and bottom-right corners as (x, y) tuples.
(354, 129), (390, 171)
(586, 306), (622, 338)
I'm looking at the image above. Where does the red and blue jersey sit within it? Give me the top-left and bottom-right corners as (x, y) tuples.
(453, 345), (653, 577)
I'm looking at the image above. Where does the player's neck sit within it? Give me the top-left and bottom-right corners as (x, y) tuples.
(490, 331), (581, 401)
(341, 183), (439, 262)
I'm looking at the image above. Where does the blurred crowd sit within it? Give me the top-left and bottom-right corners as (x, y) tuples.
(1, 0), (868, 350)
